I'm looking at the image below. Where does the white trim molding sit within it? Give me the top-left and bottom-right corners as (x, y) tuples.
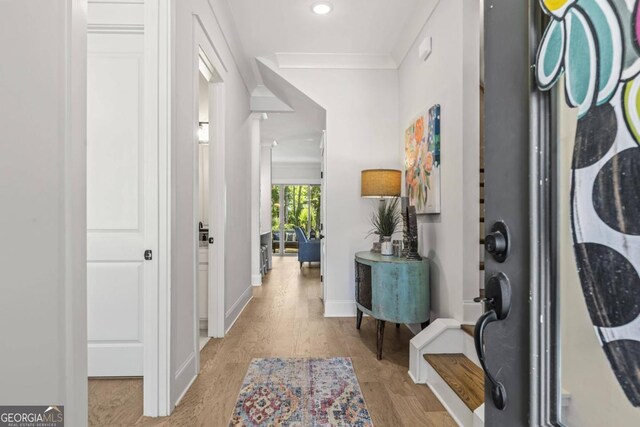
(225, 287), (253, 333)
(324, 300), (356, 317)
(274, 53), (398, 70)
(66, 1), (89, 425)
(143, 0), (171, 417)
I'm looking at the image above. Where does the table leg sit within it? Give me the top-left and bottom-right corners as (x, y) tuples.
(356, 308), (363, 330)
(376, 319), (385, 360)
(396, 323), (400, 329)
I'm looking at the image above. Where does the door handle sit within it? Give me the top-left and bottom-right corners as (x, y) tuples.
(474, 272), (511, 410)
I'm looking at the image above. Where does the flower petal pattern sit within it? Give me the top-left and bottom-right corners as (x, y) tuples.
(579, 0), (623, 104)
(537, 19), (565, 89)
(564, 7), (598, 117)
(623, 75), (640, 144)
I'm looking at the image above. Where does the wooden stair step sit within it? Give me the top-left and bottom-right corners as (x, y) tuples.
(461, 324), (475, 337)
(424, 353), (484, 411)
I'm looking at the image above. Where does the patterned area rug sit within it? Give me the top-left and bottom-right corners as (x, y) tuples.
(229, 357), (373, 426)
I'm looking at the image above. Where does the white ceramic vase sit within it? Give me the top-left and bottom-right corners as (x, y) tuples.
(380, 236), (393, 256)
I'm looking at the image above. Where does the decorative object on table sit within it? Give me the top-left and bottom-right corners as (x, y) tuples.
(406, 206), (422, 260)
(405, 104), (441, 214)
(401, 197), (410, 256)
(392, 240), (402, 257)
(355, 251), (430, 360)
(380, 236), (393, 256)
(361, 169), (402, 251)
(368, 198), (401, 256)
(229, 357), (373, 426)
(371, 241), (381, 253)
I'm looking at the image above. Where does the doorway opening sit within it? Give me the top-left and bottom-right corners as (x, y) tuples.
(194, 46), (226, 353)
(272, 184), (322, 260)
(197, 66), (211, 351)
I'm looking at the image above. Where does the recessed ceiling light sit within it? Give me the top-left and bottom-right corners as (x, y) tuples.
(311, 1), (333, 15)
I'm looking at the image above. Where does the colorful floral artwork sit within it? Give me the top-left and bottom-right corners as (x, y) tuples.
(405, 104), (441, 214)
(536, 0), (640, 407)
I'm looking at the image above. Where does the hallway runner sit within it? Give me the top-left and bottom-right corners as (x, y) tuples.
(229, 357), (373, 426)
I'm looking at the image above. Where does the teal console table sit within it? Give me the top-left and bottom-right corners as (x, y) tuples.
(355, 251), (430, 359)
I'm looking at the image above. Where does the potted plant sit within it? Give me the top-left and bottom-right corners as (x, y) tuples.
(369, 198), (402, 256)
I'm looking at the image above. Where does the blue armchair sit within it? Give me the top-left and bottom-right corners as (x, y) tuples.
(294, 227), (321, 268)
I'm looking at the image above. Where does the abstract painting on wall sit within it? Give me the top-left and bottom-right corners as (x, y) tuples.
(405, 104), (441, 214)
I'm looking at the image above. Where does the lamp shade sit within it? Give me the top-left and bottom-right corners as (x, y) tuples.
(361, 169), (401, 198)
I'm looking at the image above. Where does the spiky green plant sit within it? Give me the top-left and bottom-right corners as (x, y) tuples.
(368, 198), (401, 238)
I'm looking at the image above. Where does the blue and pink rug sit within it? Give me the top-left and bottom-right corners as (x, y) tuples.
(229, 357), (373, 426)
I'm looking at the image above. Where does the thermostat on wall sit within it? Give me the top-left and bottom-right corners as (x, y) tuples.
(419, 36), (432, 62)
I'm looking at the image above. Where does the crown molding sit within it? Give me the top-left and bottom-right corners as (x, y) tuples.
(274, 53), (398, 70)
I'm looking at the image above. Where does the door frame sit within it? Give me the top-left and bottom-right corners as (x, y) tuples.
(142, 0), (171, 417)
(192, 18), (227, 359)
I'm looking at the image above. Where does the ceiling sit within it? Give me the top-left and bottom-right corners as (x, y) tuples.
(226, 0), (426, 65)
(225, 0), (435, 164)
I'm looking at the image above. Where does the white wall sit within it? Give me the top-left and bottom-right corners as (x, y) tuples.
(272, 162), (321, 184)
(171, 0), (252, 407)
(266, 62), (400, 316)
(398, 0), (480, 321)
(0, 0), (87, 424)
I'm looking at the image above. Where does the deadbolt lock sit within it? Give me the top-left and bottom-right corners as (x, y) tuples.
(485, 221), (510, 263)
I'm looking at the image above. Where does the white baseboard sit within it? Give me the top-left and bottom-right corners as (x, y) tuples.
(251, 274), (262, 287)
(174, 362), (198, 408)
(225, 286), (253, 333)
(172, 352), (196, 408)
(324, 299), (356, 317)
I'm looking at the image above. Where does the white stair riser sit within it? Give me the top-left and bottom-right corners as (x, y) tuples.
(463, 331), (481, 367)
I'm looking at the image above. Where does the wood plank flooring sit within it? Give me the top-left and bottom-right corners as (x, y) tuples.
(423, 353), (484, 411)
(89, 257), (455, 426)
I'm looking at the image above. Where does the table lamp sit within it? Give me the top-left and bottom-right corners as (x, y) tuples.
(361, 169), (401, 254)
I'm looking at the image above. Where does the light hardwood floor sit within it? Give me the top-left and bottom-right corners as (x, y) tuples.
(89, 256), (455, 426)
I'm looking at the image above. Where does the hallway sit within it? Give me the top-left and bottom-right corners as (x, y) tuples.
(89, 256), (454, 426)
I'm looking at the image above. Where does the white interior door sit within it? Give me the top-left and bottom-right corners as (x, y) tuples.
(87, 31), (157, 377)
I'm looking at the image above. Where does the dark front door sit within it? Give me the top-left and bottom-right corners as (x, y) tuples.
(483, 0), (640, 425)
(480, 0), (533, 424)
